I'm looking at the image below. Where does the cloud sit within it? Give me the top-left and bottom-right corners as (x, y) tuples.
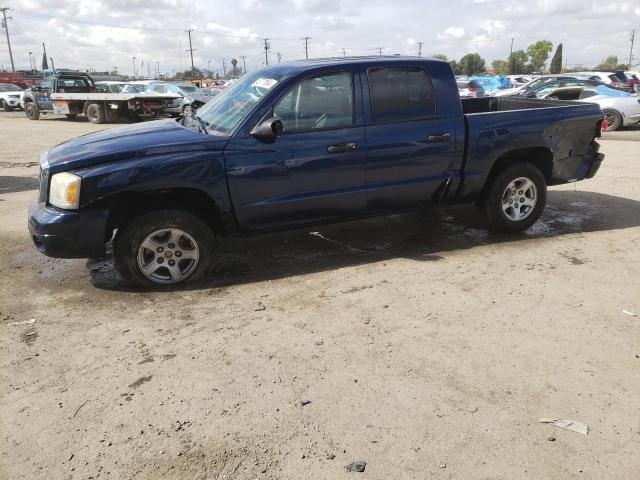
(438, 27), (465, 40)
(1, 0), (636, 74)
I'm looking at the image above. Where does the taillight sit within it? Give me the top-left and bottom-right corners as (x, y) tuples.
(468, 87), (476, 93)
(599, 119), (607, 135)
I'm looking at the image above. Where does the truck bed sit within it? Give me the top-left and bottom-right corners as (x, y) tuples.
(461, 96), (594, 115)
(50, 93), (178, 102)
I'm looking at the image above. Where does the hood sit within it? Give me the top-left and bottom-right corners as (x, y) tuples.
(44, 119), (228, 172)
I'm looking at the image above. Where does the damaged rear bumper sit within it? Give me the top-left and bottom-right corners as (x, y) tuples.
(550, 141), (604, 184)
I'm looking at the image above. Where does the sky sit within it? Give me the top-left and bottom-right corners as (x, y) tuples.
(1, 0), (639, 75)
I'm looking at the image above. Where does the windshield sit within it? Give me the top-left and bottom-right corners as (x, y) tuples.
(111, 83), (140, 93)
(178, 85), (198, 93)
(195, 71), (283, 135)
(0, 84), (21, 92)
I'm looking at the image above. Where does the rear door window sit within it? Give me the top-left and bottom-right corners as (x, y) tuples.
(367, 67), (436, 124)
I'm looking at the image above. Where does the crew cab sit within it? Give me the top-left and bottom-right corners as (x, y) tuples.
(29, 57), (605, 286)
(22, 71), (177, 123)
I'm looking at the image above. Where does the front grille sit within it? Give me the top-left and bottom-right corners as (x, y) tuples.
(38, 167), (49, 203)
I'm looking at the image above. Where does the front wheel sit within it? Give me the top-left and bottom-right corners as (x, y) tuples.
(182, 104), (193, 117)
(483, 163), (547, 234)
(24, 102), (40, 120)
(114, 209), (216, 287)
(1, 100), (12, 112)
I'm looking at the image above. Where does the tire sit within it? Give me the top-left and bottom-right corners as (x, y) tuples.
(86, 103), (106, 124)
(182, 104), (193, 117)
(114, 209), (216, 287)
(65, 114), (77, 120)
(24, 102), (40, 120)
(483, 163), (547, 234)
(602, 109), (622, 132)
(1, 100), (12, 112)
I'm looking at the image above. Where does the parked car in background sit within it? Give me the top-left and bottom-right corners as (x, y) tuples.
(0, 83), (23, 111)
(507, 75), (534, 87)
(457, 79), (485, 97)
(146, 82), (210, 116)
(542, 86), (640, 131)
(575, 71), (633, 92)
(625, 71), (640, 92)
(95, 81), (143, 94)
(29, 57), (604, 286)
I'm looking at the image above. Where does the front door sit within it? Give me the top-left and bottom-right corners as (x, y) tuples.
(363, 66), (458, 210)
(35, 77), (53, 111)
(225, 69), (367, 231)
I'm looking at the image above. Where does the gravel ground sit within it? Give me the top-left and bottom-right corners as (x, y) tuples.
(1, 111), (639, 479)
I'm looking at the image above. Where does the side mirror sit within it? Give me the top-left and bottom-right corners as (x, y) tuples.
(250, 117), (284, 142)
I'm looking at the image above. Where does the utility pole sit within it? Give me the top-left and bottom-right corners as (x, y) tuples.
(262, 38), (271, 66)
(418, 41), (423, 57)
(377, 46), (384, 56)
(629, 29), (635, 68)
(508, 38), (515, 74)
(222, 58), (226, 77)
(185, 29), (196, 79)
(240, 55), (247, 74)
(155, 61), (160, 78)
(132, 56), (136, 79)
(179, 40), (183, 74)
(28, 51), (33, 70)
(277, 52), (282, 63)
(1, 7), (15, 72)
(342, 48), (346, 57)
(302, 36), (311, 59)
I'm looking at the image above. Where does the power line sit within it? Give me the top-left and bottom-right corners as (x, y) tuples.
(1, 7), (15, 72)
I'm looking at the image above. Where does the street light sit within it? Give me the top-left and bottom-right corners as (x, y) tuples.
(207, 59), (211, 77)
(132, 56), (136, 80)
(28, 51), (33, 70)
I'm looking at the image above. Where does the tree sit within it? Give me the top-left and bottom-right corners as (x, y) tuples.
(230, 58), (241, 77)
(458, 53), (485, 76)
(526, 40), (553, 73)
(549, 43), (563, 74)
(596, 55), (618, 70)
(448, 59), (460, 75)
(432, 54), (448, 61)
(491, 59), (508, 75)
(507, 50), (528, 74)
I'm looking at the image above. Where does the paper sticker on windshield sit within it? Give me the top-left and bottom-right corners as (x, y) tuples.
(251, 78), (278, 90)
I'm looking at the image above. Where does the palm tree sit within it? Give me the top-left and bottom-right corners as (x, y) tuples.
(230, 58), (239, 77)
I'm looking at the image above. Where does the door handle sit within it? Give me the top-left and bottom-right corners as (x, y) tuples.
(327, 143), (357, 154)
(426, 133), (451, 143)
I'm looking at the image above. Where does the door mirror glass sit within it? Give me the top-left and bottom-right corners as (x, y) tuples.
(250, 117), (284, 142)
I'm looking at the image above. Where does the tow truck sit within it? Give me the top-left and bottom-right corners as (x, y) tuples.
(22, 70), (179, 123)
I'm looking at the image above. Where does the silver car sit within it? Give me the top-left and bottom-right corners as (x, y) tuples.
(146, 82), (210, 116)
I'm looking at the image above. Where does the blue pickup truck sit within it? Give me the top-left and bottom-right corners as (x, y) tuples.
(29, 57), (604, 286)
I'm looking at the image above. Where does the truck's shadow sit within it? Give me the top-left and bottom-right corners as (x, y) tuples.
(0, 176), (38, 194)
(90, 190), (640, 292)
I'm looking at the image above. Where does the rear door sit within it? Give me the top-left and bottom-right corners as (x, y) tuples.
(362, 65), (461, 210)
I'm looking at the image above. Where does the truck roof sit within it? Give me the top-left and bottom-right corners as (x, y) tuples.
(259, 56), (446, 75)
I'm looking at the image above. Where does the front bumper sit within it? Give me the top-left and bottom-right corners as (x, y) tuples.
(28, 202), (110, 258)
(4, 97), (21, 107)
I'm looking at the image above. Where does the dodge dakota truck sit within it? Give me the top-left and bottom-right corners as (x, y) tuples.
(29, 57), (605, 286)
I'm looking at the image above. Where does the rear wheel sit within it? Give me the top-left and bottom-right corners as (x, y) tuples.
(484, 163), (547, 234)
(602, 108), (622, 132)
(24, 102), (39, 120)
(114, 209), (215, 287)
(86, 103), (106, 124)
(1, 100), (12, 112)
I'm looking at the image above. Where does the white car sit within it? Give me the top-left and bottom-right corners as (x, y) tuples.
(0, 83), (24, 111)
(543, 86), (640, 131)
(573, 71), (632, 92)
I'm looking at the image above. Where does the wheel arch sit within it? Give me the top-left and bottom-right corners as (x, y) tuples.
(98, 188), (225, 243)
(478, 146), (553, 203)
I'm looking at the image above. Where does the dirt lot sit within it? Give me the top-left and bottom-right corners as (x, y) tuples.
(1, 111), (639, 480)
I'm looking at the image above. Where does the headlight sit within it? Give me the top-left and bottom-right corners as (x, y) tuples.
(49, 172), (81, 209)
